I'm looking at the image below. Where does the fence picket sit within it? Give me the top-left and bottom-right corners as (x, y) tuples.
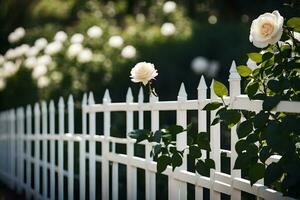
(196, 76), (207, 200)
(80, 93), (87, 200)
(58, 97), (65, 200)
(26, 105), (32, 199)
(67, 95), (74, 200)
(103, 89), (111, 200)
(41, 101), (48, 199)
(126, 87), (137, 200)
(88, 92), (96, 200)
(34, 103), (40, 196)
(49, 100), (56, 200)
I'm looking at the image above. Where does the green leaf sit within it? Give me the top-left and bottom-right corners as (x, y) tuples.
(219, 110), (241, 128)
(205, 158), (215, 169)
(189, 145), (202, 159)
(153, 144), (162, 156)
(237, 65), (252, 77)
(128, 129), (150, 143)
(153, 130), (162, 143)
(268, 80), (281, 93)
(253, 111), (269, 128)
(263, 95), (281, 111)
(262, 52), (274, 61)
(211, 117), (220, 126)
(197, 132), (211, 151)
(213, 80), (228, 97)
(248, 163), (265, 185)
(237, 120), (253, 139)
(247, 53), (262, 63)
(245, 82), (259, 98)
(235, 139), (247, 154)
(203, 102), (223, 111)
(167, 125), (184, 135)
(171, 152), (182, 171)
(259, 146), (271, 163)
(195, 160), (210, 176)
(157, 155), (171, 174)
(287, 17), (300, 31)
(264, 163), (283, 186)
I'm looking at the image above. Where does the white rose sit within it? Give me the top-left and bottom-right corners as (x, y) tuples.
(37, 55), (52, 66)
(87, 26), (103, 38)
(77, 48), (93, 63)
(71, 33), (84, 43)
(32, 64), (47, 79)
(24, 57), (37, 69)
(34, 38), (48, 50)
(163, 1), (176, 14)
(161, 23), (176, 36)
(37, 76), (50, 88)
(130, 62), (158, 85)
(26, 46), (40, 57)
(45, 41), (62, 55)
(191, 57), (209, 74)
(249, 10), (284, 48)
(108, 35), (123, 48)
(67, 43), (83, 58)
(121, 45), (136, 59)
(54, 31), (68, 42)
(3, 61), (19, 77)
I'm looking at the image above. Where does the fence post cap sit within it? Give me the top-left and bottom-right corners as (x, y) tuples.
(126, 87), (133, 102)
(49, 100), (55, 112)
(138, 87), (144, 102)
(88, 92), (95, 105)
(82, 93), (87, 106)
(68, 95), (74, 105)
(197, 75), (207, 90)
(34, 103), (40, 114)
(58, 97), (65, 108)
(229, 60), (241, 80)
(103, 89), (111, 103)
(178, 82), (187, 98)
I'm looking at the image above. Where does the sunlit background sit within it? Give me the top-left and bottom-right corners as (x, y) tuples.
(0, 0), (297, 109)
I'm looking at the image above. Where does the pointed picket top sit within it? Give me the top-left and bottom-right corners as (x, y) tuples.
(126, 87), (133, 103)
(19, 107), (25, 119)
(34, 103), (40, 115)
(68, 95), (74, 106)
(49, 100), (55, 113)
(138, 87), (144, 103)
(26, 105), (32, 117)
(58, 97), (65, 108)
(210, 79), (217, 99)
(41, 101), (47, 114)
(103, 89), (111, 104)
(197, 75), (207, 90)
(178, 82), (187, 98)
(88, 92), (95, 105)
(229, 60), (241, 80)
(82, 93), (87, 106)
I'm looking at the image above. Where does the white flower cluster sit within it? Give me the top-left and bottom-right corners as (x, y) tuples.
(191, 57), (220, 77)
(8, 27), (26, 43)
(160, 2), (176, 37)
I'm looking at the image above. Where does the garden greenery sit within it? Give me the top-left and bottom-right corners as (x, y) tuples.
(129, 13), (300, 198)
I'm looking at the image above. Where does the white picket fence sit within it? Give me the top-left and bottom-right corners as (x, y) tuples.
(0, 61), (299, 200)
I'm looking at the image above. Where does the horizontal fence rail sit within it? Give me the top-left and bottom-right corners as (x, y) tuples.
(0, 61), (298, 200)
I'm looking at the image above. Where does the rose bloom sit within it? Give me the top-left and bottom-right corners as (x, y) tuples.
(45, 41), (62, 55)
(24, 57), (37, 69)
(54, 31), (68, 42)
(191, 57), (209, 74)
(163, 1), (176, 14)
(37, 76), (50, 88)
(71, 33), (84, 43)
(161, 23), (176, 36)
(67, 43), (83, 58)
(32, 64), (47, 79)
(121, 45), (136, 59)
(34, 38), (48, 50)
(87, 26), (103, 38)
(26, 46), (40, 57)
(130, 62), (158, 85)
(77, 48), (93, 63)
(249, 10), (283, 48)
(108, 36), (124, 48)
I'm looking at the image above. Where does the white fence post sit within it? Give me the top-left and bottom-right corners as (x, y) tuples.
(229, 60), (241, 200)
(41, 101), (48, 199)
(80, 93), (87, 200)
(19, 108), (25, 192)
(34, 103), (40, 196)
(49, 100), (56, 200)
(26, 105), (32, 199)
(68, 95), (74, 200)
(9, 109), (16, 189)
(126, 88), (137, 200)
(88, 92), (96, 200)
(147, 91), (157, 200)
(58, 97), (65, 200)
(210, 80), (221, 200)
(16, 108), (22, 193)
(103, 89), (111, 200)
(196, 76), (207, 199)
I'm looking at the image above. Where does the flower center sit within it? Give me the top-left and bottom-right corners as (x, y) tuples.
(260, 23), (274, 36)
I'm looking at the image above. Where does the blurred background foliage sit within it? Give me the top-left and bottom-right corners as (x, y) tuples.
(0, 0), (299, 110)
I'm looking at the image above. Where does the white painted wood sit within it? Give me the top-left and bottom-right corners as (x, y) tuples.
(210, 80), (221, 200)
(9, 109), (16, 189)
(80, 93), (87, 200)
(41, 101), (48, 199)
(88, 92), (96, 200)
(19, 108), (25, 192)
(16, 108), (22, 193)
(49, 100), (56, 200)
(103, 89), (111, 200)
(25, 105), (32, 199)
(126, 88), (137, 200)
(58, 97), (65, 200)
(68, 95), (74, 200)
(34, 103), (40, 196)
(229, 60), (242, 200)
(196, 76), (207, 200)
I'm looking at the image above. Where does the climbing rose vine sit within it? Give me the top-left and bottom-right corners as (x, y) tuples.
(129, 11), (300, 199)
